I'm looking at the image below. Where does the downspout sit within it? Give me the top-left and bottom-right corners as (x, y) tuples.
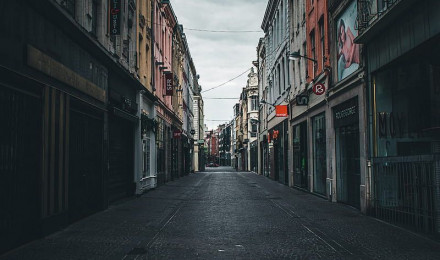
(151, 0), (155, 93)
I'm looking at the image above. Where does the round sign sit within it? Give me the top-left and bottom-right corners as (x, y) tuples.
(313, 83), (326, 95)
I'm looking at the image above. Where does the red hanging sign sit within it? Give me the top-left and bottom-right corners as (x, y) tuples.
(312, 83), (326, 95)
(165, 73), (173, 96)
(275, 105), (288, 117)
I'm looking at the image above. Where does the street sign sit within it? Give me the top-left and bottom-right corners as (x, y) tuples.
(296, 95), (309, 106)
(313, 83), (326, 95)
(190, 129), (195, 135)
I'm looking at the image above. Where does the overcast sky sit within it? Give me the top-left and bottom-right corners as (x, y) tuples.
(171, 0), (267, 130)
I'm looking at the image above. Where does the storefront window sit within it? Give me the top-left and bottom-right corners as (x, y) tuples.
(374, 60), (440, 157)
(142, 138), (150, 177)
(312, 113), (327, 195)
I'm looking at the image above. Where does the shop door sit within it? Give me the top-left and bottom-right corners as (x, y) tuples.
(336, 125), (360, 208)
(274, 142), (280, 181)
(0, 86), (41, 254)
(293, 122), (308, 189)
(109, 117), (134, 203)
(69, 107), (104, 222)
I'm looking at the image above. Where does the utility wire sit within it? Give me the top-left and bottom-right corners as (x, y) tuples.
(200, 36), (290, 95)
(203, 98), (238, 100)
(201, 68), (251, 93)
(147, 20), (303, 33)
(184, 28), (261, 33)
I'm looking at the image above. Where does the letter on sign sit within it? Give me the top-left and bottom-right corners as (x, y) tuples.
(296, 95), (309, 106)
(165, 73), (173, 96)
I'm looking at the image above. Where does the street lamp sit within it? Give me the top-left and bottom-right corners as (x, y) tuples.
(288, 51), (317, 64)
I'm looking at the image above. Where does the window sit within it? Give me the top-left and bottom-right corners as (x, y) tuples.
(281, 58), (286, 91)
(319, 19), (325, 69)
(278, 64), (282, 95)
(250, 96), (259, 111)
(142, 139), (151, 177)
(303, 42), (308, 79)
(310, 30), (316, 78)
(91, 0), (98, 36)
(64, 0), (75, 16)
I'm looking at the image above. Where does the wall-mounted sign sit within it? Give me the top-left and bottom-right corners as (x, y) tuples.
(333, 97), (358, 128)
(109, 0), (121, 35)
(313, 83), (326, 95)
(165, 73), (173, 96)
(27, 45), (106, 102)
(296, 95), (309, 106)
(275, 105), (288, 117)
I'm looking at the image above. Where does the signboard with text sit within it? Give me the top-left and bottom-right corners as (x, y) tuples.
(165, 73), (173, 96)
(296, 95), (309, 106)
(109, 0), (121, 35)
(275, 105), (288, 117)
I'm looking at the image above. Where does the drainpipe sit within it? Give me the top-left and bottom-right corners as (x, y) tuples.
(151, 0), (155, 93)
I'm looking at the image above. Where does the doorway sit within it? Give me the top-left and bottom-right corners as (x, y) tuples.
(336, 124), (361, 208)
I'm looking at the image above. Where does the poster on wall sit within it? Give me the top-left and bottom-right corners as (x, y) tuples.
(336, 0), (360, 81)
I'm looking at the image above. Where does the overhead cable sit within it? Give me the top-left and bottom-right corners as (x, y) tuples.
(201, 68), (251, 93)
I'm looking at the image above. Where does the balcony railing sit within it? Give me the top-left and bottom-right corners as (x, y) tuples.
(357, 0), (399, 33)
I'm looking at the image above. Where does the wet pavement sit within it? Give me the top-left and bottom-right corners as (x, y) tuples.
(2, 166), (440, 259)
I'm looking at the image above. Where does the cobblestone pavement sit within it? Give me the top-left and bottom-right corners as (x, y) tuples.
(2, 167), (440, 259)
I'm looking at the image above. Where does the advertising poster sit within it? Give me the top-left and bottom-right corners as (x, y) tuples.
(336, 1), (360, 81)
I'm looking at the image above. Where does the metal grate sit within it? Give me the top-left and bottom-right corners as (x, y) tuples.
(371, 155), (439, 234)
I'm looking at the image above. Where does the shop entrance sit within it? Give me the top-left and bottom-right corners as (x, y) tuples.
(108, 116), (134, 203)
(336, 124), (361, 208)
(0, 85), (41, 254)
(69, 103), (104, 222)
(293, 121), (308, 189)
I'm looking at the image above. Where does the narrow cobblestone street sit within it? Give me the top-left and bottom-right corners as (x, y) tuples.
(1, 167), (439, 260)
